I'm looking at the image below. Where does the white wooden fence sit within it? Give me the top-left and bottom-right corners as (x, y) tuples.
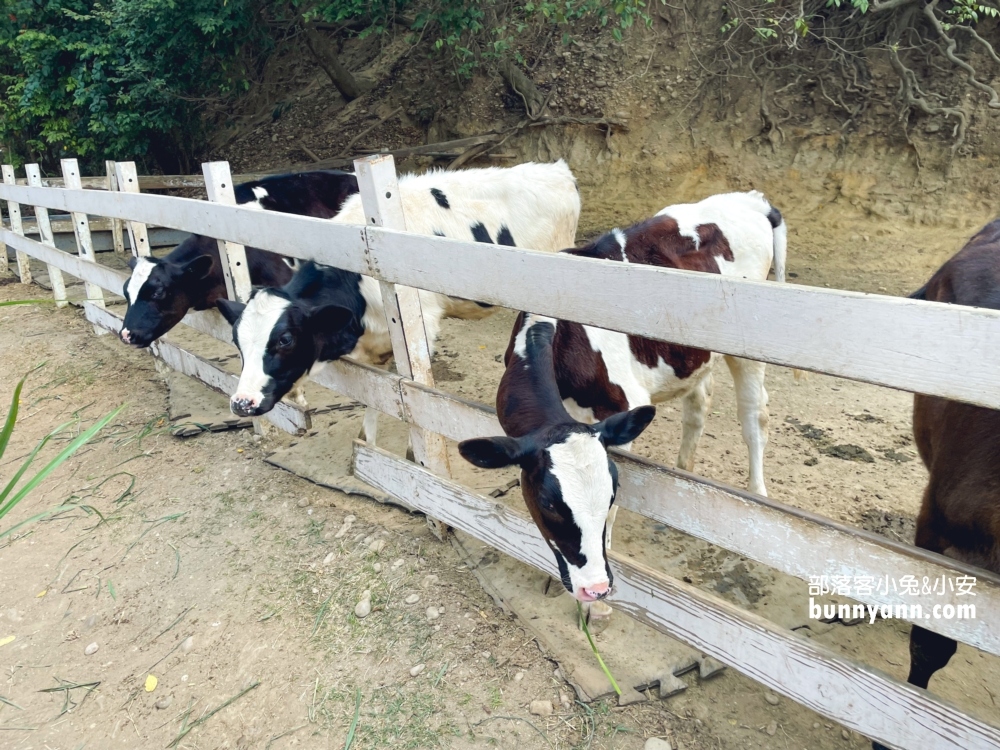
(2, 156), (1000, 750)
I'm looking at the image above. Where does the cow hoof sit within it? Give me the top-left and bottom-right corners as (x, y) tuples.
(586, 601), (613, 633)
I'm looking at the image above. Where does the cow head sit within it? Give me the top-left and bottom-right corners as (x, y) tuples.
(217, 289), (361, 417)
(119, 251), (216, 347)
(458, 405), (654, 602)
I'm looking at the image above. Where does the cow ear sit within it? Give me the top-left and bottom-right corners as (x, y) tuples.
(216, 298), (246, 325)
(180, 255), (214, 281)
(127, 256), (138, 270)
(308, 303), (355, 334)
(596, 405), (656, 447)
(458, 436), (527, 469)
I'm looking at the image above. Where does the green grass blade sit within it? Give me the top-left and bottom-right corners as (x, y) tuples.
(0, 374), (28, 463)
(0, 423), (72, 508)
(0, 300), (53, 308)
(0, 504), (87, 540)
(0, 406), (124, 523)
(577, 601), (621, 696)
(344, 689), (362, 750)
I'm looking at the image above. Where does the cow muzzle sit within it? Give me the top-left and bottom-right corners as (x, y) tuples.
(231, 395), (263, 418)
(119, 327), (153, 348)
(575, 581), (611, 603)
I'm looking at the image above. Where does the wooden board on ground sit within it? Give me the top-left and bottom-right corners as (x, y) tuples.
(166, 370), (252, 437)
(264, 383), (414, 511)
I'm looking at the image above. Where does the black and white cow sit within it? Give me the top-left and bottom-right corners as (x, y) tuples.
(218, 160), (581, 433)
(459, 191), (788, 607)
(119, 170), (358, 347)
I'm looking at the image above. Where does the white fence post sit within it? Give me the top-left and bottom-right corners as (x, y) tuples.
(113, 162), (151, 257)
(202, 161), (266, 434)
(201, 162), (252, 302)
(354, 154), (452, 540)
(2, 165), (31, 284)
(62, 159), (108, 336)
(24, 164), (68, 307)
(105, 160), (126, 255)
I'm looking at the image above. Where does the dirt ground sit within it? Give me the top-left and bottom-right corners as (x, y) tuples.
(3, 190), (999, 750)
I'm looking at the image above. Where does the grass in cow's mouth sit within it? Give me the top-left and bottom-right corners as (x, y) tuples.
(577, 601), (622, 697)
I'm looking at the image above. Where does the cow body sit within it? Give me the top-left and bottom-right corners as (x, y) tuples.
(221, 160), (581, 420)
(460, 190), (786, 607)
(869, 221), (1000, 739)
(119, 170), (359, 347)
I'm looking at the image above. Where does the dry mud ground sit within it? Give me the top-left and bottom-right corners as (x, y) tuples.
(1, 211), (999, 750)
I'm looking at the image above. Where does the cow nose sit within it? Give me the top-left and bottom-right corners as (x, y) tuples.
(577, 582), (610, 602)
(120, 328), (131, 344)
(231, 397), (259, 417)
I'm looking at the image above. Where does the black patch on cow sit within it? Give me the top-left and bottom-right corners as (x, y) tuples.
(234, 170), (359, 219)
(767, 206), (782, 229)
(430, 188), (450, 209)
(471, 222), (493, 244)
(433, 230), (445, 237)
(497, 225), (516, 246)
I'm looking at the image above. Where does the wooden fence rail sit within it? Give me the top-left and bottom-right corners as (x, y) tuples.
(4, 158), (1000, 750)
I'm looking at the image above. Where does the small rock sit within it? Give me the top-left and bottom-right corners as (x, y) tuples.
(155, 695), (173, 710)
(421, 574), (439, 589)
(813, 723), (820, 729)
(405, 594), (420, 605)
(369, 539), (386, 554)
(373, 562), (382, 573)
(392, 558), (405, 570)
(644, 739), (672, 750)
(296, 497), (310, 508)
(766, 721), (777, 736)
(84, 614), (97, 630)
(764, 692), (780, 706)
(426, 607), (439, 621)
(409, 663), (425, 677)
(481, 651), (491, 660)
(559, 691), (572, 708)
(323, 552), (335, 565)
(514, 671), (524, 682)
(84, 642), (99, 656)
(355, 590), (372, 619)
(842, 729), (850, 740)
(271, 134), (278, 142)
(529, 699), (553, 717)
(180, 636), (194, 654)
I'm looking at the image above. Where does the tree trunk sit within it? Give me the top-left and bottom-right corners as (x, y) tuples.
(304, 27), (363, 101)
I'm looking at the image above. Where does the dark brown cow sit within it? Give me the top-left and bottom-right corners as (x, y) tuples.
(893, 221), (1000, 692)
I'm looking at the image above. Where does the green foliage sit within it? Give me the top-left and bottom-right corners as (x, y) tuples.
(0, 0), (269, 172)
(1, 0), (655, 171)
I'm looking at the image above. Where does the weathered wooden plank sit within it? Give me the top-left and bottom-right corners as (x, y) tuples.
(352, 442), (1000, 750)
(25, 165), (68, 306)
(113, 162), (151, 257)
(61, 159), (106, 309)
(83, 303), (308, 435)
(355, 154), (451, 538)
(310, 359), (406, 422)
(363, 227), (1000, 410)
(105, 161), (126, 254)
(202, 162), (252, 302)
(2, 165), (31, 283)
(3, 181), (1000, 409)
(1, 229), (128, 295)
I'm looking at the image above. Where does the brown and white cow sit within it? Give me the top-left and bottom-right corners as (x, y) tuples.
(460, 191), (787, 604)
(870, 221), (1000, 750)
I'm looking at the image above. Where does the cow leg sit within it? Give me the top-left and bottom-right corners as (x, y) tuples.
(359, 408), (378, 445)
(724, 356), (769, 496)
(907, 624), (957, 689)
(677, 371), (713, 472)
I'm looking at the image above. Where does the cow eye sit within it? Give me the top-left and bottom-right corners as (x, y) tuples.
(277, 332), (294, 348)
(150, 287), (166, 301)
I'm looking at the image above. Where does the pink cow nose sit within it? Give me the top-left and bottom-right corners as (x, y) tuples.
(120, 328), (131, 344)
(577, 582), (610, 602)
(231, 396), (259, 417)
